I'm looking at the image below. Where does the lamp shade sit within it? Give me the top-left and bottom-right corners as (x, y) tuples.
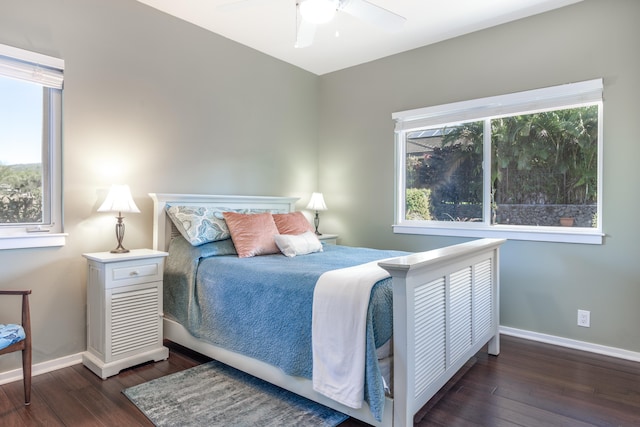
(300, 0), (338, 25)
(98, 185), (140, 214)
(306, 192), (328, 211)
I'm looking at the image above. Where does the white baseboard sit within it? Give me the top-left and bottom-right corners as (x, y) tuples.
(0, 352), (83, 386)
(500, 326), (640, 363)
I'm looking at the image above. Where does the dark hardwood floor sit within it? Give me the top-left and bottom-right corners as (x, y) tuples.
(1, 335), (639, 426)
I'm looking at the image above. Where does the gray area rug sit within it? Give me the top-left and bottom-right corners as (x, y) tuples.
(123, 360), (348, 427)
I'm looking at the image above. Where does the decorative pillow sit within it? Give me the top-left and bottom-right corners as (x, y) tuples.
(272, 212), (314, 235)
(166, 205), (231, 246)
(274, 231), (323, 258)
(223, 211), (280, 258)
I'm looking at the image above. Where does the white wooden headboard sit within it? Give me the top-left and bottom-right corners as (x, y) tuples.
(148, 193), (299, 252)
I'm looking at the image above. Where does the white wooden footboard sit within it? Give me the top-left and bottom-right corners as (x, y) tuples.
(379, 238), (504, 426)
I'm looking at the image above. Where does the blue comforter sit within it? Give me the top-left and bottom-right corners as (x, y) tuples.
(163, 236), (408, 421)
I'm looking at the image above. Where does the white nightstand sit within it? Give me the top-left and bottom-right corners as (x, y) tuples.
(317, 233), (338, 245)
(82, 249), (169, 379)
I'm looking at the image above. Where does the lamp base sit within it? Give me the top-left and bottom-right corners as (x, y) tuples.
(110, 214), (130, 254)
(313, 211), (322, 236)
(110, 247), (130, 254)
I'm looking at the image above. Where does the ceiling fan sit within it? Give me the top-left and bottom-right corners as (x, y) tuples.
(295, 0), (406, 48)
(218, 0), (406, 48)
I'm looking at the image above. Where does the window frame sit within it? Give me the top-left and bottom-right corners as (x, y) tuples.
(392, 79), (604, 245)
(0, 43), (65, 250)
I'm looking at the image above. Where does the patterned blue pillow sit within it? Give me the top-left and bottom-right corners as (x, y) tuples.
(166, 205), (232, 246)
(0, 324), (25, 350)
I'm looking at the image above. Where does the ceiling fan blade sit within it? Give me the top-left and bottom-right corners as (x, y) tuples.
(339, 0), (406, 32)
(295, 18), (316, 48)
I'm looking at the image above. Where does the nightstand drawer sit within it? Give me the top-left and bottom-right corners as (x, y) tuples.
(112, 262), (159, 282)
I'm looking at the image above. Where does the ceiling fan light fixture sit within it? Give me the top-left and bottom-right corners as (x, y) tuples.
(300, 0), (339, 25)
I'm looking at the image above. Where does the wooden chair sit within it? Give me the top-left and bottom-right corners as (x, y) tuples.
(0, 290), (32, 405)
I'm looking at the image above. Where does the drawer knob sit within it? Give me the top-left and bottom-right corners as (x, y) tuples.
(129, 271), (139, 276)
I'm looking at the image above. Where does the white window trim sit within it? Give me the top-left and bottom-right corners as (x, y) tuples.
(0, 233), (67, 250)
(393, 79), (604, 245)
(393, 223), (603, 245)
(0, 44), (66, 250)
(0, 44), (63, 88)
(393, 79), (602, 131)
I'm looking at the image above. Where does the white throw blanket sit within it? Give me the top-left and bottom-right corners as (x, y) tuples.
(312, 261), (390, 409)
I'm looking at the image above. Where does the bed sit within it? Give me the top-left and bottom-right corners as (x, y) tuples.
(150, 193), (504, 427)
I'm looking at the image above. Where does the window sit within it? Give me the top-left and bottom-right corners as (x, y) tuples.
(0, 44), (65, 249)
(393, 79), (603, 244)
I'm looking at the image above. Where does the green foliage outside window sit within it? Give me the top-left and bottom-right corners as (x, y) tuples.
(0, 164), (43, 223)
(489, 106), (598, 205)
(405, 188), (432, 220)
(406, 105), (598, 224)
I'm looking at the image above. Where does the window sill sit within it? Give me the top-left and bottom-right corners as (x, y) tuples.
(0, 233), (68, 250)
(393, 224), (603, 245)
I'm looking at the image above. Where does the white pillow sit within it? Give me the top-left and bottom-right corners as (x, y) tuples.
(274, 231), (323, 257)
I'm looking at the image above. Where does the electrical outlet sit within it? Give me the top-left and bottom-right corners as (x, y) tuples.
(577, 309), (590, 327)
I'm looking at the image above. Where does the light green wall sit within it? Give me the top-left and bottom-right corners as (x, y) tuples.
(318, 0), (640, 352)
(0, 0), (318, 372)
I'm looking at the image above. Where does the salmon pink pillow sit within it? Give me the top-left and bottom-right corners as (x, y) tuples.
(223, 212), (280, 258)
(272, 212), (314, 235)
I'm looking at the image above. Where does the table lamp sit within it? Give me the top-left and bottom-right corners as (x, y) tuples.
(306, 192), (327, 235)
(98, 184), (140, 253)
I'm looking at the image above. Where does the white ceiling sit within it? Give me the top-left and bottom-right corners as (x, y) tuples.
(136, 0), (582, 75)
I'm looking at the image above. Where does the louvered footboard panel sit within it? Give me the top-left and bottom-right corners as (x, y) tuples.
(473, 259), (493, 340)
(414, 278), (446, 397)
(380, 238), (504, 427)
(413, 258), (493, 396)
(449, 266), (473, 364)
